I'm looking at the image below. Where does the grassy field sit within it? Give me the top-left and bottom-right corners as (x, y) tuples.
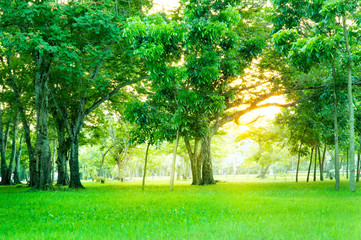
(1, 178), (361, 239)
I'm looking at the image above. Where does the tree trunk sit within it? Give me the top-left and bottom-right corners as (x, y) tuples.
(142, 142), (150, 190)
(34, 53), (52, 190)
(0, 105), (9, 185)
(13, 133), (24, 184)
(69, 134), (84, 189)
(56, 120), (69, 186)
(307, 147), (314, 182)
(170, 129), (180, 191)
(259, 165), (270, 179)
(296, 141), (303, 182)
(319, 145), (326, 181)
(184, 138), (201, 185)
(342, 14), (355, 192)
(347, 149), (349, 179)
(313, 145), (317, 182)
(6, 113), (19, 184)
(201, 133), (215, 185)
(332, 59), (340, 190)
(51, 140), (56, 183)
(357, 149), (360, 183)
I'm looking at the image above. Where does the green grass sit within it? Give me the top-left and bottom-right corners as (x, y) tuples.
(1, 179), (361, 239)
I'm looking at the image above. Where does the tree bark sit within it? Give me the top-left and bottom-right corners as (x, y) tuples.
(56, 118), (69, 186)
(357, 149), (360, 183)
(0, 105), (9, 185)
(319, 145), (326, 181)
(313, 145), (317, 182)
(346, 149), (349, 179)
(307, 147), (314, 182)
(201, 133), (215, 185)
(170, 129), (180, 191)
(34, 52), (52, 190)
(184, 138), (201, 185)
(69, 133), (84, 189)
(6, 112), (19, 184)
(142, 142), (150, 190)
(342, 14), (355, 191)
(332, 59), (340, 190)
(296, 141), (303, 182)
(13, 133), (24, 184)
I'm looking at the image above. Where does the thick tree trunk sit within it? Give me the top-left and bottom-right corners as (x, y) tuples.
(13, 134), (24, 184)
(142, 143), (150, 190)
(313, 145), (317, 182)
(342, 14), (355, 192)
(332, 59), (340, 190)
(69, 134), (84, 189)
(201, 133), (215, 185)
(184, 138), (201, 185)
(259, 165), (270, 179)
(307, 147), (314, 182)
(34, 53), (52, 190)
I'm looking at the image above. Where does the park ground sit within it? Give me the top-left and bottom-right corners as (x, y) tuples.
(1, 176), (360, 240)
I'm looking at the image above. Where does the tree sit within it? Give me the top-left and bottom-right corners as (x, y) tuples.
(271, 0), (361, 190)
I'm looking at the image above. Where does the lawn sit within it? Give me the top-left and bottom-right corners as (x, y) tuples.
(1, 179), (360, 239)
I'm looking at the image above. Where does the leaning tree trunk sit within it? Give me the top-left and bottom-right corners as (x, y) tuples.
(201, 133), (215, 185)
(142, 142), (150, 191)
(332, 59), (340, 190)
(170, 129), (180, 191)
(343, 14), (355, 192)
(319, 145), (326, 181)
(13, 134), (24, 184)
(307, 147), (314, 182)
(69, 133), (84, 189)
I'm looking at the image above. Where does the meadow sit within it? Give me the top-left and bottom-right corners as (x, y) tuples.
(1, 178), (361, 239)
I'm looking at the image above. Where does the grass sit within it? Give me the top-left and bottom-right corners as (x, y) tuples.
(1, 178), (361, 239)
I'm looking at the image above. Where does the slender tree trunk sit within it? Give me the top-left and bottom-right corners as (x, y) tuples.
(69, 134), (84, 189)
(313, 145), (317, 182)
(13, 134), (24, 184)
(6, 113), (19, 184)
(296, 141), (303, 182)
(142, 142), (150, 190)
(170, 129), (180, 191)
(332, 60), (340, 190)
(307, 147), (314, 182)
(347, 149), (349, 179)
(357, 148), (360, 183)
(319, 145), (326, 181)
(342, 14), (355, 191)
(51, 140), (56, 183)
(201, 133), (215, 185)
(0, 105), (9, 185)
